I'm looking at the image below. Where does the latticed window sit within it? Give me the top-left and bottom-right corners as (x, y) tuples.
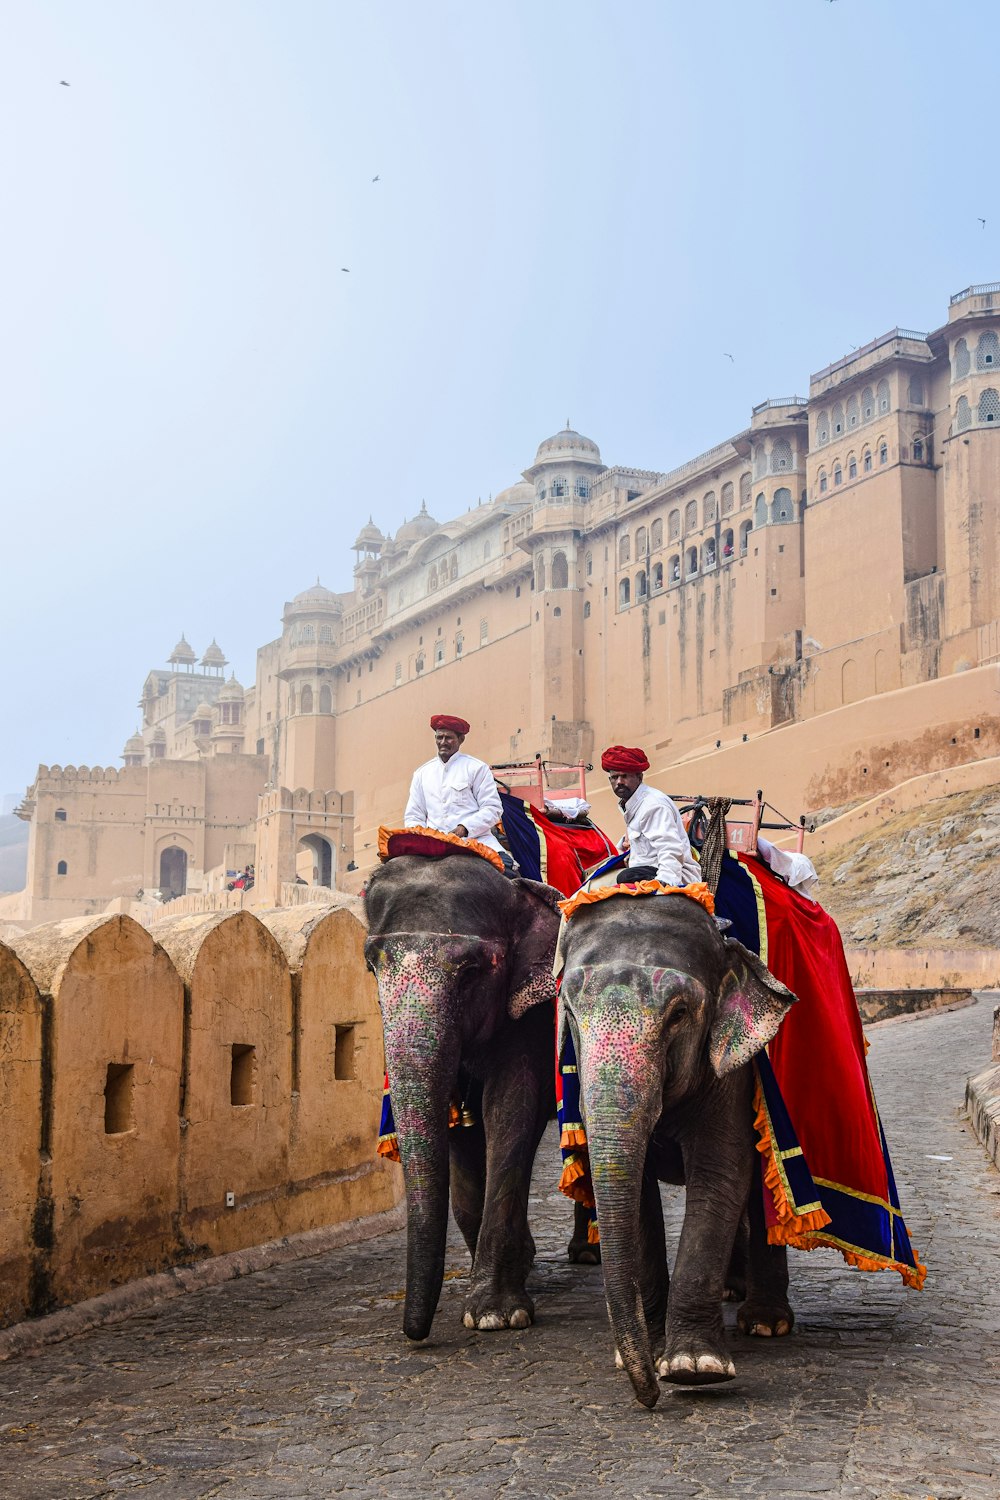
(771, 488), (792, 523)
(739, 472), (752, 507)
(956, 395), (972, 431)
(770, 440), (792, 473)
(816, 412), (829, 445)
(979, 388), (1000, 423)
(650, 518), (663, 550)
(575, 478), (590, 498)
(703, 491), (717, 524)
(846, 396), (859, 429)
(685, 499), (698, 530)
(754, 494), (768, 527)
(551, 478), (568, 497)
(619, 534), (630, 565)
(668, 509), (680, 540)
(848, 455), (857, 480)
(635, 526), (647, 556)
(551, 552), (569, 588)
(721, 481), (734, 515)
(954, 338), (971, 378)
(976, 331), (999, 371)
(877, 379), (890, 414)
(832, 403), (844, 436)
(861, 386), (874, 422)
(908, 376), (924, 405)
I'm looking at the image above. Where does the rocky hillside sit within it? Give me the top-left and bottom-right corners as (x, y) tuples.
(813, 785), (1000, 947)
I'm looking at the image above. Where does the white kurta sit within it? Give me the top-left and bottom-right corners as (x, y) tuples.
(404, 752), (504, 851)
(619, 783), (701, 886)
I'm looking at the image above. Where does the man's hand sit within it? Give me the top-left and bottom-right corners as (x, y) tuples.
(452, 824), (469, 838)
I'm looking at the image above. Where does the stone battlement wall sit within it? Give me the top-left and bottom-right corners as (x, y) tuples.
(0, 905), (400, 1331)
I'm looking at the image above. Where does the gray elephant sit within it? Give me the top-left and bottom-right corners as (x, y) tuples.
(558, 889), (798, 1407)
(364, 853), (592, 1343)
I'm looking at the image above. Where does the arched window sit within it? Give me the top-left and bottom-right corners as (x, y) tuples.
(619, 578), (631, 608)
(300, 684), (314, 714)
(619, 534), (630, 565)
(57, 860), (67, 875)
(428, 565), (438, 592)
(878, 441), (888, 465)
(722, 527), (735, 559)
(650, 518), (663, 550)
(832, 403), (844, 436)
(480, 618), (488, 642)
(703, 539), (716, 569)
(635, 569), (648, 600)
(651, 561), (664, 591)
(434, 642), (444, 665)
(954, 338), (971, 378)
(754, 445), (767, 479)
(877, 379), (890, 413)
(551, 477), (568, 498)
(721, 481), (734, 515)
(685, 499), (697, 530)
(862, 448), (872, 473)
(908, 375), (924, 405)
(846, 395), (859, 430)
(575, 478), (590, 498)
(816, 411), (829, 445)
(739, 520), (752, 555)
(668, 509), (680, 540)
(669, 553), (681, 583)
(415, 651), (425, 674)
(956, 395), (972, 431)
(976, 331), (999, 371)
(551, 551), (569, 588)
(770, 440), (792, 473)
(771, 487), (792, 522)
(754, 493), (768, 527)
(319, 685), (332, 714)
(912, 436), (924, 462)
(536, 557), (546, 591)
(635, 526), (647, 557)
(833, 464), (842, 486)
(583, 600), (591, 618)
(739, 472), (752, 508)
(54, 807), (67, 821)
(861, 386), (874, 422)
(585, 551), (593, 576)
(979, 388), (1000, 423)
(703, 491), (717, 524)
(686, 545), (698, 576)
(847, 454), (857, 480)
(319, 624), (333, 644)
(819, 470), (828, 493)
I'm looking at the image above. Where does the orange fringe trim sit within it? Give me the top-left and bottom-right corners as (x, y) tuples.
(559, 1126), (588, 1151)
(752, 1077), (832, 1243)
(377, 1134), (400, 1164)
(558, 1154), (596, 1208)
(377, 824), (505, 873)
(587, 1219), (600, 1245)
(558, 879), (715, 922)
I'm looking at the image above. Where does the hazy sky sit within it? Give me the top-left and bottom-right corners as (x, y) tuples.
(1, 0), (994, 796)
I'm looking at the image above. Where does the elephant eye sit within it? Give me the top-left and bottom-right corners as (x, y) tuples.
(670, 1002), (689, 1024)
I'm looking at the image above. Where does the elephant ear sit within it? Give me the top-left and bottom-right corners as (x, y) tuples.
(709, 939), (798, 1076)
(506, 878), (562, 1019)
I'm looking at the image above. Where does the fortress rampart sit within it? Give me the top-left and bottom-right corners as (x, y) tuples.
(0, 904), (400, 1331)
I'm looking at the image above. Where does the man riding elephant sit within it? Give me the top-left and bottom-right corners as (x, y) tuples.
(404, 712), (517, 874)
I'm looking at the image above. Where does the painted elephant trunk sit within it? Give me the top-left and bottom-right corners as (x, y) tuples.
(570, 1010), (665, 1409)
(373, 938), (465, 1341)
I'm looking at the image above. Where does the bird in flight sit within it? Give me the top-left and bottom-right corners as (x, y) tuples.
(372, 174), (380, 183)
(341, 267), (350, 273)
(723, 352), (735, 362)
(60, 79), (70, 86)
(979, 217), (987, 228)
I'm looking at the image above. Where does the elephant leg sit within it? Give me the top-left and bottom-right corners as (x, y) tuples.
(449, 1115), (486, 1260)
(724, 1210), (749, 1302)
(660, 1087), (752, 1384)
(568, 1200), (601, 1265)
(737, 1166), (793, 1337)
(462, 1011), (550, 1332)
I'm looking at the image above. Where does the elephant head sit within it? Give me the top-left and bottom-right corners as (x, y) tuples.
(364, 854), (560, 1340)
(558, 892), (796, 1406)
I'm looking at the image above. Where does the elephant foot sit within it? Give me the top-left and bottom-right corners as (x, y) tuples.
(657, 1350), (736, 1385)
(462, 1287), (535, 1332)
(736, 1298), (794, 1338)
(568, 1238), (601, 1266)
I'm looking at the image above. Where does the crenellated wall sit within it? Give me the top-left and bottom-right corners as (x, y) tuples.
(0, 903), (400, 1329)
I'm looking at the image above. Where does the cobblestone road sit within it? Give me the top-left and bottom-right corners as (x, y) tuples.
(3, 1000), (999, 1500)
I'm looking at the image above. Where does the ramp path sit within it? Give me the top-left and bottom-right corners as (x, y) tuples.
(2, 1002), (998, 1500)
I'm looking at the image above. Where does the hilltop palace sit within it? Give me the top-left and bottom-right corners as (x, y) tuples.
(9, 282), (1000, 927)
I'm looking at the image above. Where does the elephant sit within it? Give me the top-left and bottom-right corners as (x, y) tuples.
(364, 852), (594, 1343)
(558, 889), (799, 1408)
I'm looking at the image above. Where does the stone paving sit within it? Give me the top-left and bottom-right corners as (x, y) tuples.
(2, 1000), (999, 1500)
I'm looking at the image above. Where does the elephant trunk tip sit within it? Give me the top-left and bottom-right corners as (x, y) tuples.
(631, 1369), (661, 1409)
(403, 1309), (434, 1343)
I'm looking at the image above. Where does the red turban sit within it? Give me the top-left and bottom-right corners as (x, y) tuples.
(430, 714), (470, 735)
(600, 745), (649, 773)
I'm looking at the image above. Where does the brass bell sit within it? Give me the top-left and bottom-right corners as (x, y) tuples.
(460, 1106), (477, 1128)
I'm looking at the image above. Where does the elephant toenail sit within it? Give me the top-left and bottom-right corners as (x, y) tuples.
(477, 1312), (505, 1331)
(508, 1309), (531, 1329)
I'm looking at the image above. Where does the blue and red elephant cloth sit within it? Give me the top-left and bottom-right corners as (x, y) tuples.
(376, 804), (925, 1290)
